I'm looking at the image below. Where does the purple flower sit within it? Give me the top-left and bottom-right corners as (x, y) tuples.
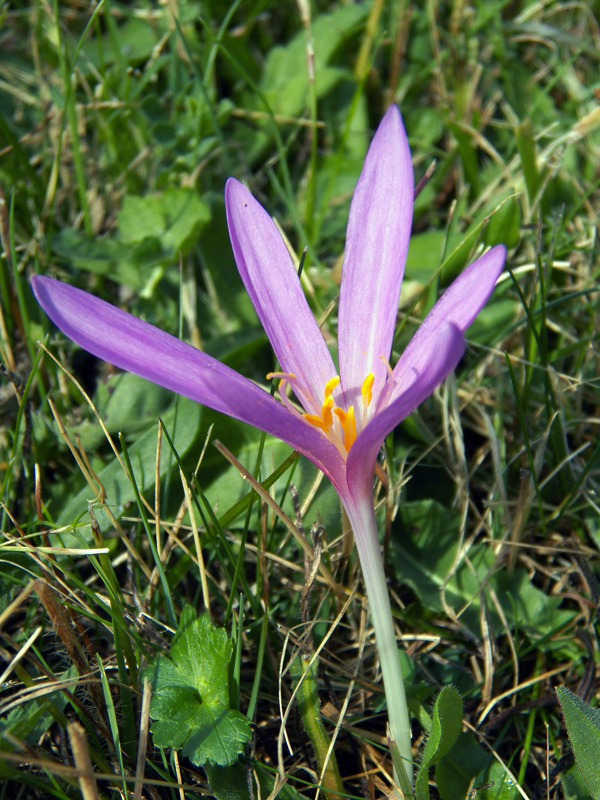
(32, 104), (505, 781)
(32, 106), (504, 510)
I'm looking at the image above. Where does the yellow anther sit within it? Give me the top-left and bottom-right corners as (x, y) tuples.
(361, 372), (375, 409)
(304, 413), (327, 431)
(266, 371), (296, 381)
(321, 395), (334, 430)
(379, 355), (394, 380)
(324, 376), (340, 399)
(334, 406), (356, 451)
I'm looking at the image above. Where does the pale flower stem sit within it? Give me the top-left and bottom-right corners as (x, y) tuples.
(344, 498), (413, 787)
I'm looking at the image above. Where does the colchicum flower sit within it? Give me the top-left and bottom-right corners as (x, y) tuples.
(32, 105), (506, 784)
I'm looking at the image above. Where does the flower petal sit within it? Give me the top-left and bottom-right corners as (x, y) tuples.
(346, 323), (465, 497)
(32, 276), (346, 488)
(388, 244), (506, 404)
(225, 179), (336, 415)
(337, 105), (414, 410)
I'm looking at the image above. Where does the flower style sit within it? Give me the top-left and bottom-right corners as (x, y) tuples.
(32, 105), (506, 783)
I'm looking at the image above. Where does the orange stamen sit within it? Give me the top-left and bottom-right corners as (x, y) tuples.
(361, 372), (375, 408)
(266, 371), (296, 381)
(324, 376), (340, 399)
(334, 406), (356, 451)
(321, 395), (334, 430)
(304, 413), (327, 430)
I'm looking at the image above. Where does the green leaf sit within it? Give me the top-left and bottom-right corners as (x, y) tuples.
(145, 611), (251, 767)
(404, 230), (445, 284)
(556, 686), (600, 799)
(391, 500), (575, 638)
(66, 373), (175, 451)
(117, 187), (211, 255)
(435, 733), (489, 800)
(478, 762), (520, 799)
(80, 17), (159, 69)
(261, 4), (369, 118)
(561, 763), (594, 800)
(52, 190), (210, 291)
(483, 196), (521, 249)
(50, 229), (156, 290)
(415, 686), (463, 800)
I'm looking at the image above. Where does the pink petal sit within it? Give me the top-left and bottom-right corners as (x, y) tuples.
(389, 245), (506, 404)
(225, 179), (337, 416)
(32, 276), (347, 488)
(337, 105), (414, 411)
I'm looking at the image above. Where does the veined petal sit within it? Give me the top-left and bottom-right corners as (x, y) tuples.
(337, 105), (414, 411)
(346, 323), (465, 498)
(31, 276), (346, 488)
(225, 179), (336, 415)
(389, 244), (506, 404)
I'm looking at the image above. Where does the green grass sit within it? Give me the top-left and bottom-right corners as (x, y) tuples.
(1, 1), (600, 799)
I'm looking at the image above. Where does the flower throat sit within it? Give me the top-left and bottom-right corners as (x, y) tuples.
(267, 372), (375, 456)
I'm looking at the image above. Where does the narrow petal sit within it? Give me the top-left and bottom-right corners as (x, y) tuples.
(388, 244), (506, 404)
(225, 179), (336, 415)
(337, 105), (414, 410)
(346, 323), (465, 498)
(32, 276), (346, 488)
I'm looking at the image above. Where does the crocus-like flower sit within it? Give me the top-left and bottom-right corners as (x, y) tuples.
(32, 105), (506, 783)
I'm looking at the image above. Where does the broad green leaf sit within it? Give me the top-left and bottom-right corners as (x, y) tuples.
(261, 4), (369, 118)
(117, 187), (210, 255)
(146, 611), (251, 766)
(55, 396), (201, 535)
(391, 500), (575, 639)
(52, 190), (210, 290)
(80, 17), (159, 69)
(404, 230), (445, 284)
(436, 733), (489, 800)
(205, 329), (268, 370)
(66, 373), (174, 451)
(478, 762), (520, 799)
(406, 106), (445, 149)
(117, 197), (164, 245)
(466, 294), (519, 345)
(50, 229), (160, 290)
(556, 686), (600, 799)
(415, 686), (463, 800)
(205, 762), (257, 800)
(483, 197), (521, 249)
(561, 763), (594, 800)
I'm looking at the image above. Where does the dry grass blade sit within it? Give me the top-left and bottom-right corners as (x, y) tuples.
(68, 721), (100, 800)
(212, 439), (342, 596)
(0, 581), (35, 632)
(314, 597), (368, 800)
(179, 467), (210, 616)
(133, 677), (152, 800)
(277, 588), (356, 781)
(0, 626), (42, 686)
(477, 664), (571, 726)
